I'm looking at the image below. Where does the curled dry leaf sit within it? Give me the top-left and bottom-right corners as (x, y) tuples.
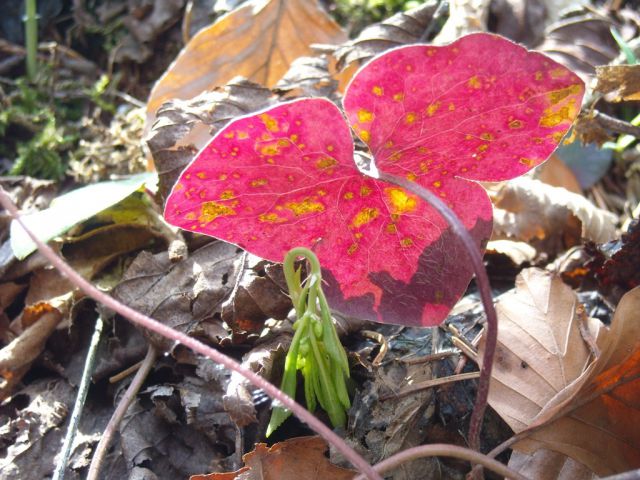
(478, 268), (602, 433)
(333, 1), (440, 71)
(508, 449), (597, 480)
(146, 0), (346, 122)
(433, 0), (490, 45)
(190, 436), (356, 480)
(146, 79), (274, 202)
(595, 65), (640, 102)
(274, 56), (339, 100)
(111, 241), (240, 351)
(492, 178), (617, 257)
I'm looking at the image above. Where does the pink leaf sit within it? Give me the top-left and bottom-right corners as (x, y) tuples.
(164, 33), (584, 327)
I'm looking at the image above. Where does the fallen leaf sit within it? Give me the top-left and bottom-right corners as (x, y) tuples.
(147, 0), (346, 120)
(537, 153), (581, 194)
(478, 268), (602, 432)
(146, 79), (275, 202)
(492, 178), (617, 256)
(486, 239), (537, 267)
(190, 436), (356, 480)
(165, 34), (584, 326)
(334, 1), (440, 71)
(112, 241), (240, 350)
(595, 65), (640, 102)
(223, 335), (290, 427)
(508, 449), (597, 480)
(9, 172), (156, 260)
(274, 55), (339, 100)
(485, 279), (640, 476)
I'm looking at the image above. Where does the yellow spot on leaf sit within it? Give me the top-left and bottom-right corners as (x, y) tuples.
(519, 157), (535, 167)
(426, 101), (441, 117)
(317, 189), (326, 196)
(358, 109), (374, 123)
(237, 131), (249, 139)
(360, 130), (370, 142)
(220, 190), (235, 200)
(435, 290), (444, 303)
(480, 132), (494, 141)
(327, 144), (334, 152)
(285, 198), (325, 216)
(199, 201), (236, 223)
(389, 151), (402, 162)
(185, 212), (196, 220)
(400, 238), (413, 247)
(218, 174), (227, 180)
(223, 132), (235, 139)
(551, 131), (565, 143)
(405, 112), (417, 124)
(384, 140), (394, 148)
(174, 183), (184, 191)
(477, 144), (489, 152)
(448, 102), (455, 111)
(509, 119), (523, 129)
(433, 180), (442, 188)
(468, 75), (482, 89)
(418, 146), (429, 154)
(259, 212), (287, 223)
(386, 223), (397, 234)
(385, 187), (417, 214)
(260, 141), (282, 156)
(251, 179), (268, 187)
(534, 71), (543, 81)
(372, 85), (383, 96)
(347, 243), (358, 255)
(260, 113), (279, 132)
(426, 48), (435, 56)
(393, 93), (404, 102)
(316, 156), (337, 170)
(405, 64), (413, 72)
(195, 172), (206, 179)
(360, 186), (372, 197)
(406, 172), (417, 181)
(550, 67), (569, 79)
(351, 207), (379, 229)
(290, 134), (298, 142)
(539, 104), (575, 128)
(344, 192), (354, 200)
(548, 84), (582, 105)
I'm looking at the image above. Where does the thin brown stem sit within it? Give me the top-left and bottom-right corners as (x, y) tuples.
(0, 186), (381, 480)
(377, 172), (497, 453)
(354, 444), (529, 480)
(87, 345), (158, 480)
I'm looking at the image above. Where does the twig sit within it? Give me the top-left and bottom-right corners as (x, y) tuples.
(377, 171), (497, 454)
(24, 0), (38, 80)
(0, 186), (382, 480)
(52, 315), (104, 480)
(593, 110), (640, 138)
(87, 345), (158, 480)
(380, 371), (480, 401)
(354, 444), (528, 480)
(109, 359), (144, 383)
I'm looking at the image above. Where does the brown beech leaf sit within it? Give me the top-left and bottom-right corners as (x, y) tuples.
(491, 178), (617, 257)
(478, 268), (603, 432)
(190, 436), (356, 480)
(146, 79), (275, 202)
(147, 0), (346, 120)
(334, 1), (439, 71)
(511, 286), (640, 476)
(508, 449), (597, 480)
(595, 65), (640, 102)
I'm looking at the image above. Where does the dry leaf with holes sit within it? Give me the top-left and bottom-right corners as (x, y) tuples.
(147, 0), (346, 123)
(491, 178), (617, 257)
(595, 65), (640, 102)
(478, 268), (603, 432)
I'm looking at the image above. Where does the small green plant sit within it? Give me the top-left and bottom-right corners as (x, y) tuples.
(267, 247), (351, 436)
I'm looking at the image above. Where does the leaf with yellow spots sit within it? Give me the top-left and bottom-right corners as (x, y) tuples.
(165, 33), (583, 327)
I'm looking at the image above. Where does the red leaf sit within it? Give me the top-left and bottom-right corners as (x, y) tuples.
(165, 33), (584, 327)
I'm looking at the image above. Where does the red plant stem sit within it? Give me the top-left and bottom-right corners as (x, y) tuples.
(0, 187), (382, 480)
(377, 172), (497, 452)
(355, 444), (528, 480)
(87, 345), (158, 480)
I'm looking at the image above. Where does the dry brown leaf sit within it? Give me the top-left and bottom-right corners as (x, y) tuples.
(478, 268), (602, 432)
(492, 178), (617, 256)
(334, 1), (440, 71)
(274, 55), (339, 100)
(486, 239), (536, 267)
(433, 0), (490, 45)
(537, 153), (581, 194)
(190, 436), (356, 480)
(508, 449), (597, 480)
(147, 0), (346, 121)
(146, 78), (274, 202)
(595, 65), (640, 102)
(510, 286), (640, 476)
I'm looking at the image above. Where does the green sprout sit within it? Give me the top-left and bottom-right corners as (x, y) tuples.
(266, 247), (351, 436)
